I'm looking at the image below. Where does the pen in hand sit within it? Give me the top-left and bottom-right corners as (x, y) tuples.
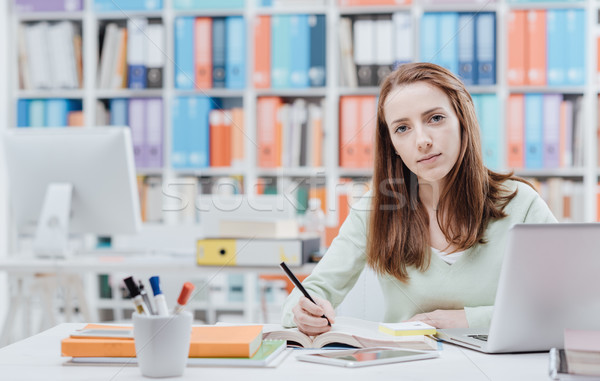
(279, 261), (331, 326)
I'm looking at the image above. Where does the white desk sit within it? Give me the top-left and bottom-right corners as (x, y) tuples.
(0, 323), (551, 380)
(0, 254), (315, 345)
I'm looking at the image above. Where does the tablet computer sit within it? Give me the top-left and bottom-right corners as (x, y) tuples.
(296, 347), (439, 368)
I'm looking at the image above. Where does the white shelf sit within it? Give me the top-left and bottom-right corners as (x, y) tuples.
(338, 5), (412, 15)
(255, 88), (328, 97)
(513, 168), (587, 178)
(17, 90), (85, 99)
(96, 89), (164, 98)
(421, 3), (498, 12)
(507, 2), (586, 9)
(509, 86), (586, 94)
(173, 9), (245, 17)
(172, 168), (246, 177)
(95, 11), (164, 20)
(255, 7), (328, 15)
(338, 87), (380, 96)
(338, 168), (374, 178)
(16, 11), (84, 21)
(257, 167), (328, 177)
(174, 89), (245, 98)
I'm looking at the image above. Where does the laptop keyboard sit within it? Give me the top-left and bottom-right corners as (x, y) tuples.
(467, 334), (489, 342)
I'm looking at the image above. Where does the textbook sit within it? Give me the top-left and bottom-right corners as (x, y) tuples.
(261, 317), (438, 351)
(64, 340), (288, 368)
(62, 324), (263, 358)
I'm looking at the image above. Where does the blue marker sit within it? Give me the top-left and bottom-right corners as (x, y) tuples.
(149, 276), (169, 316)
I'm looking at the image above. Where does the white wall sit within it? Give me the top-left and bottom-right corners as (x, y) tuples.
(0, 0), (10, 335)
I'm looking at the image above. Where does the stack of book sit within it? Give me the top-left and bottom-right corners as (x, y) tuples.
(61, 324), (287, 367)
(563, 329), (600, 377)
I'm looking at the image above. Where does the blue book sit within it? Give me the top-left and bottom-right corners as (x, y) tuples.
(566, 9), (585, 86)
(546, 9), (567, 87)
(271, 15), (292, 88)
(127, 18), (148, 89)
(45, 99), (72, 127)
(225, 16), (246, 89)
(289, 14), (310, 88)
(28, 100), (45, 127)
(171, 97), (189, 168)
(110, 99), (129, 126)
(17, 99), (29, 127)
(174, 17), (195, 89)
(309, 14), (326, 87)
(475, 12), (496, 85)
(94, 0), (163, 11)
(212, 17), (227, 88)
(172, 0), (243, 9)
(187, 96), (212, 168)
(438, 12), (459, 77)
(420, 13), (439, 66)
(479, 95), (501, 170)
(524, 94), (544, 169)
(458, 13), (476, 86)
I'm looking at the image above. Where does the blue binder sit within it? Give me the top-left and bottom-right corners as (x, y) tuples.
(524, 94), (544, 169)
(212, 17), (227, 88)
(420, 13), (439, 66)
(46, 99), (72, 127)
(309, 14), (326, 87)
(187, 96), (212, 169)
(546, 9), (567, 87)
(225, 16), (246, 89)
(475, 12), (496, 85)
(289, 14), (310, 88)
(458, 13), (476, 85)
(479, 95), (501, 170)
(17, 99), (29, 127)
(438, 12), (459, 77)
(109, 99), (129, 126)
(171, 97), (189, 168)
(566, 9), (585, 86)
(271, 15), (292, 88)
(174, 17), (195, 89)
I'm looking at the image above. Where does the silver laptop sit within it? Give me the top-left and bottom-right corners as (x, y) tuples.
(437, 223), (600, 353)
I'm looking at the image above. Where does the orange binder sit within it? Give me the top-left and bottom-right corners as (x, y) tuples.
(253, 15), (271, 89)
(308, 103), (323, 167)
(209, 109), (232, 167)
(506, 94), (524, 169)
(358, 96), (377, 169)
(61, 324), (263, 358)
(339, 96), (361, 168)
(194, 17), (212, 89)
(67, 110), (84, 127)
(507, 11), (526, 86)
(230, 107), (245, 167)
(257, 97), (283, 168)
(526, 10), (546, 86)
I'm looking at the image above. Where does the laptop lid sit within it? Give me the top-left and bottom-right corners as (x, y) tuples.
(485, 223), (600, 353)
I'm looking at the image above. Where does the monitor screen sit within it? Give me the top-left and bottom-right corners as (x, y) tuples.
(2, 127), (142, 241)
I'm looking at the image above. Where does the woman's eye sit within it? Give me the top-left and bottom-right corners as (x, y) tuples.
(431, 114), (445, 123)
(395, 125), (407, 133)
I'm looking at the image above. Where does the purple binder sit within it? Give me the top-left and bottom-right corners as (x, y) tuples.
(14, 0), (83, 12)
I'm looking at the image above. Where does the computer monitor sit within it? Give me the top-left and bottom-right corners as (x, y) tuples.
(2, 127), (142, 257)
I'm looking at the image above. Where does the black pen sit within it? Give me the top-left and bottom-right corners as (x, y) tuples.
(279, 261), (331, 326)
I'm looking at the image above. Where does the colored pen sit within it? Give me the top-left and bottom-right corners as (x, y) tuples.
(279, 261), (331, 326)
(124, 276), (149, 316)
(138, 280), (156, 315)
(173, 282), (195, 315)
(149, 276), (170, 316)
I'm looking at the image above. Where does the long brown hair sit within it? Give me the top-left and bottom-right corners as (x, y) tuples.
(367, 62), (527, 282)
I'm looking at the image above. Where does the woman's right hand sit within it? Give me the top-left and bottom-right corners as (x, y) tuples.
(292, 295), (336, 336)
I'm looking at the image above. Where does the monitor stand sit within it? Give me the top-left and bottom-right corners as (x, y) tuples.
(33, 183), (73, 258)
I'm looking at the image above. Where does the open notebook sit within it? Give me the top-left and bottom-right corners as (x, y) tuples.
(261, 317), (438, 351)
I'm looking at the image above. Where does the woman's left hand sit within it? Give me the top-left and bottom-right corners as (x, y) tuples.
(406, 309), (468, 329)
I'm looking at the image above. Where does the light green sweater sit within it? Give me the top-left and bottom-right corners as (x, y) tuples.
(282, 180), (557, 329)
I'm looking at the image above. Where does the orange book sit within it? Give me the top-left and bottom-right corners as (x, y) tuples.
(253, 15), (271, 89)
(358, 96), (377, 169)
(308, 103), (323, 167)
(230, 107), (245, 167)
(257, 97), (283, 168)
(526, 10), (546, 86)
(67, 110), (84, 127)
(194, 17), (212, 89)
(507, 11), (526, 86)
(209, 109), (232, 167)
(339, 96), (361, 168)
(309, 186), (327, 214)
(62, 324), (263, 358)
(114, 28), (128, 89)
(506, 94), (524, 169)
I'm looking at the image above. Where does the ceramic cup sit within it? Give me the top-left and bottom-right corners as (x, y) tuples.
(133, 311), (192, 378)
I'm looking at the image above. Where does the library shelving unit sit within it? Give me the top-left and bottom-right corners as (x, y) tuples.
(3, 0), (600, 243)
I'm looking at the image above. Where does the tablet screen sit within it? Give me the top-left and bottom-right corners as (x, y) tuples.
(298, 347), (439, 367)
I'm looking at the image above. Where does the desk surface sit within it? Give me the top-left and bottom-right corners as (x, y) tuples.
(0, 323), (551, 381)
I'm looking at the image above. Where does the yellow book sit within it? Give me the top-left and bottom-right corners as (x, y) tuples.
(378, 322), (437, 337)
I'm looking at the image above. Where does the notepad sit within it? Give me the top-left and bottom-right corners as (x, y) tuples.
(378, 322), (437, 337)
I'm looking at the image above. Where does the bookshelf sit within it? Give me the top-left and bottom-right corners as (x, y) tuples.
(2, 0), (600, 246)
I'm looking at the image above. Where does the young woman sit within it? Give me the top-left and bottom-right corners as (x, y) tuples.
(282, 62), (556, 336)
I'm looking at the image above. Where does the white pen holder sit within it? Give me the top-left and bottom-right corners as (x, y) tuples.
(133, 312), (192, 378)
